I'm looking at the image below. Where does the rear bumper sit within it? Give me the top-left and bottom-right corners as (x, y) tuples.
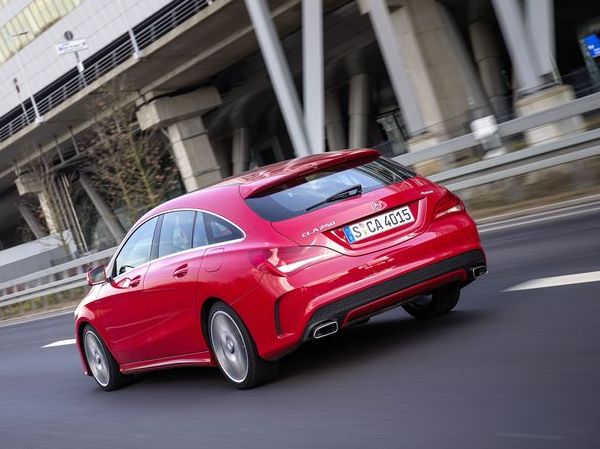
(236, 251), (485, 360)
(233, 214), (486, 360)
(303, 249), (485, 336)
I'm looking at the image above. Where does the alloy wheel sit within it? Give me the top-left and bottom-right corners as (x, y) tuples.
(210, 311), (249, 383)
(83, 331), (110, 387)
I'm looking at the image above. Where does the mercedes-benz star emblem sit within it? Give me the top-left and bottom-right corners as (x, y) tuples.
(372, 201), (385, 211)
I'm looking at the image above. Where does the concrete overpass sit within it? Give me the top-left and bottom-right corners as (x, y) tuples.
(0, 0), (597, 273)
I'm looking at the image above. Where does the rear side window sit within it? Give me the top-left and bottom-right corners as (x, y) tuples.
(158, 211), (195, 258)
(204, 213), (243, 244)
(245, 157), (414, 221)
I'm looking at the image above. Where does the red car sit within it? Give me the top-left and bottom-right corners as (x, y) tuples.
(75, 149), (486, 390)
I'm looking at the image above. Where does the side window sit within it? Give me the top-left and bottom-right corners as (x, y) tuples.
(204, 213), (243, 245)
(114, 217), (159, 276)
(158, 211), (195, 258)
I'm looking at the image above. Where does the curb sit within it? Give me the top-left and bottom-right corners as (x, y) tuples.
(0, 306), (76, 329)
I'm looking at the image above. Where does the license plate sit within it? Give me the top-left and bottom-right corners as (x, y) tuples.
(343, 206), (414, 243)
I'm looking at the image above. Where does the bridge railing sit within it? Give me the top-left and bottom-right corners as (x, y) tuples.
(0, 0), (214, 144)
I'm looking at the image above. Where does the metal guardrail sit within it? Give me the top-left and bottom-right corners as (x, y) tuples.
(393, 90), (600, 192)
(430, 128), (600, 182)
(444, 144), (600, 191)
(0, 247), (115, 310)
(395, 91), (600, 167)
(0, 0), (213, 143)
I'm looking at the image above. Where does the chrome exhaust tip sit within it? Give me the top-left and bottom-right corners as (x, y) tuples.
(312, 320), (339, 339)
(470, 265), (488, 278)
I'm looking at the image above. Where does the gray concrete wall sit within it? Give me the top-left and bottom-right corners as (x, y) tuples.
(0, 235), (70, 282)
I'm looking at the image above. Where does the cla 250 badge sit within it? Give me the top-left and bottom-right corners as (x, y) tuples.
(302, 221), (336, 238)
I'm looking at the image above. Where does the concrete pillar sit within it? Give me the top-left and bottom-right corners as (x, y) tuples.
(366, 0), (480, 172)
(493, 0), (582, 145)
(136, 88), (223, 192)
(469, 20), (511, 119)
(15, 201), (44, 239)
(170, 122), (218, 189)
(348, 74), (370, 148)
(515, 85), (585, 146)
(325, 91), (347, 151)
(491, 0), (543, 93)
(15, 172), (59, 235)
(361, 0), (426, 136)
(232, 128), (250, 175)
(437, 2), (490, 116)
(386, 2), (442, 134)
(526, 0), (555, 79)
(37, 191), (59, 235)
(303, 0), (325, 154)
(167, 117), (222, 191)
(78, 171), (126, 243)
(244, 0), (312, 157)
(379, 0), (475, 139)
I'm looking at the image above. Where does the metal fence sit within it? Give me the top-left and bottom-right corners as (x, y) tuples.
(393, 91), (600, 192)
(0, 0), (213, 143)
(0, 247), (114, 312)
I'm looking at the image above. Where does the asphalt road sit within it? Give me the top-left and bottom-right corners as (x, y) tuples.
(1, 206), (599, 449)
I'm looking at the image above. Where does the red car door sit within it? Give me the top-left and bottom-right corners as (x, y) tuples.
(144, 251), (205, 357)
(143, 211), (206, 357)
(96, 216), (164, 364)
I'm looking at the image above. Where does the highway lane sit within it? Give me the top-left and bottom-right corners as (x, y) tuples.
(1, 208), (599, 449)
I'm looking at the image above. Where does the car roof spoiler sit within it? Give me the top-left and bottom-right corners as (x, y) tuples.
(239, 148), (381, 199)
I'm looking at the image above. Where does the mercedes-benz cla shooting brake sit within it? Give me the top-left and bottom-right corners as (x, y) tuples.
(76, 149), (487, 390)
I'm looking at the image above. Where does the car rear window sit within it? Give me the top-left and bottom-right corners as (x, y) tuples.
(244, 157), (414, 221)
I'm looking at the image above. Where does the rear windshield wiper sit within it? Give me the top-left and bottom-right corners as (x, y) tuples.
(306, 184), (363, 211)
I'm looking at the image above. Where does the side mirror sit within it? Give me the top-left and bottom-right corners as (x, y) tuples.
(86, 265), (107, 286)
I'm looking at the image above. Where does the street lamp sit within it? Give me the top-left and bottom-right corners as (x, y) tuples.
(9, 31), (44, 124)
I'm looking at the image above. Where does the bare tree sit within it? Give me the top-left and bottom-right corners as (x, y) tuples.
(84, 89), (181, 225)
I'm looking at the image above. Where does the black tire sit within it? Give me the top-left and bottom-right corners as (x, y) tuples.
(82, 324), (128, 391)
(208, 302), (279, 389)
(402, 284), (460, 320)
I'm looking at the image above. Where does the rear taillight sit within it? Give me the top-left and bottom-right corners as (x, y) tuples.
(249, 246), (340, 276)
(434, 191), (465, 219)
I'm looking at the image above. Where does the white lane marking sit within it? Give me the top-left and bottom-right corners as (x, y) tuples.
(496, 432), (564, 441)
(505, 271), (600, 291)
(41, 338), (76, 348)
(479, 205), (600, 234)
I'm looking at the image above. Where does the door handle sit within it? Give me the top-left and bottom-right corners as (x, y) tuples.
(173, 264), (189, 278)
(129, 276), (141, 288)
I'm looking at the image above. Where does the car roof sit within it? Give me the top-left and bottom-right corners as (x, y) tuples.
(134, 148), (380, 227)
